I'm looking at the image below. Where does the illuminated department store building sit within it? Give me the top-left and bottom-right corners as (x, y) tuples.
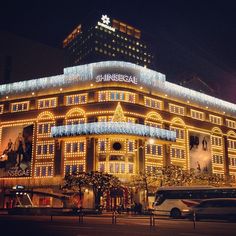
(0, 61), (236, 207)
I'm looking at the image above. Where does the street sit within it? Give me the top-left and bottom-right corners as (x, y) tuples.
(0, 214), (236, 236)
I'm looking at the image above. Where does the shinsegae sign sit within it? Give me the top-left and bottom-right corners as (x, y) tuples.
(95, 73), (138, 84)
(97, 14), (115, 32)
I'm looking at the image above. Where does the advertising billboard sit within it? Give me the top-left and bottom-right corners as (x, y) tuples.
(189, 131), (212, 173)
(0, 124), (33, 177)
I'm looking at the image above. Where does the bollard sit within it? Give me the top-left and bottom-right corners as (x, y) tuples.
(149, 211), (155, 229)
(112, 210), (117, 224)
(50, 215), (53, 222)
(193, 211), (196, 229)
(78, 211), (84, 224)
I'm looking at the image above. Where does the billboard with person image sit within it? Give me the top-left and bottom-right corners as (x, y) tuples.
(189, 131), (212, 173)
(0, 124), (33, 177)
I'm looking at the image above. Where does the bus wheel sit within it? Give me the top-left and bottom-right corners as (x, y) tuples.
(170, 208), (181, 218)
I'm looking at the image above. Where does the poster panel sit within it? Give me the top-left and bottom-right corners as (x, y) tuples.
(189, 131), (212, 173)
(0, 124), (33, 177)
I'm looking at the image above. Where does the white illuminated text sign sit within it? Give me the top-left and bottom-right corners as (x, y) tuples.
(96, 74), (138, 84)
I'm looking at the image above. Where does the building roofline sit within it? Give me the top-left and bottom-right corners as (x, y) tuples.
(0, 60), (235, 116)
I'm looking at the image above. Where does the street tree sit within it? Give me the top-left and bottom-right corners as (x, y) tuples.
(86, 171), (121, 209)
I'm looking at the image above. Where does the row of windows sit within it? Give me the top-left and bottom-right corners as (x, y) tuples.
(1, 92), (235, 128)
(35, 165), (53, 177)
(213, 154), (223, 164)
(94, 47), (150, 63)
(98, 116), (135, 123)
(99, 162), (134, 174)
(98, 91), (135, 103)
(37, 143), (54, 156)
(209, 115), (222, 125)
(146, 144), (162, 156)
(228, 140), (236, 150)
(171, 147), (185, 159)
(226, 119), (236, 129)
(191, 110), (204, 121)
(38, 98), (57, 109)
(66, 94), (87, 106)
(98, 140), (134, 153)
(144, 97), (162, 110)
(65, 141), (85, 154)
(65, 164), (84, 174)
(170, 127), (185, 140)
(37, 123), (54, 136)
(146, 165), (159, 173)
(211, 136), (222, 147)
(169, 104), (185, 116)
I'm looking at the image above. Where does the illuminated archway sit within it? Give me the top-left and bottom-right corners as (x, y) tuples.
(65, 108), (86, 119)
(211, 127), (223, 135)
(170, 117), (185, 127)
(37, 111), (55, 121)
(227, 130), (236, 138)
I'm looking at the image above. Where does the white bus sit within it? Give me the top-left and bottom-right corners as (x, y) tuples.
(153, 186), (236, 218)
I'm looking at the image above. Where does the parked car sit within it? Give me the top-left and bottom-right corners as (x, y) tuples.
(190, 198), (236, 221)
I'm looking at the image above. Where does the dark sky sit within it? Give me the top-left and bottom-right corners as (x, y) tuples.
(1, 0), (236, 101)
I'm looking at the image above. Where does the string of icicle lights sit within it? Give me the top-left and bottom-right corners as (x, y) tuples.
(51, 122), (176, 141)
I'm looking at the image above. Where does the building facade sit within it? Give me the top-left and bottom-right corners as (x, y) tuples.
(63, 15), (155, 69)
(0, 61), (236, 207)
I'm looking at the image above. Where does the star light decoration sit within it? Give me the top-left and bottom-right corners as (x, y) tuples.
(51, 122), (176, 141)
(101, 15), (110, 25)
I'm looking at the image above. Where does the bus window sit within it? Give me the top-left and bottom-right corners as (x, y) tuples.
(155, 193), (165, 206)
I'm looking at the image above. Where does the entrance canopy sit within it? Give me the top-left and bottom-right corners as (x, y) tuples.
(51, 122), (176, 141)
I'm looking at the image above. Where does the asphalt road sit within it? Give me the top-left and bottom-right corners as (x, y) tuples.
(0, 214), (236, 236)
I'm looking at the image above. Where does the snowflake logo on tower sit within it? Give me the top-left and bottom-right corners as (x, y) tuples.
(101, 15), (110, 25)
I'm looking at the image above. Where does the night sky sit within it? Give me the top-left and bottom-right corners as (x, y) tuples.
(1, 0), (235, 102)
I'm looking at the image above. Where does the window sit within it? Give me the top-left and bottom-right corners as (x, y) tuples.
(146, 144), (162, 156)
(128, 164), (133, 173)
(66, 118), (86, 125)
(36, 167), (40, 177)
(35, 165), (53, 177)
(64, 141), (86, 156)
(109, 163), (114, 173)
(65, 163), (84, 175)
(226, 119), (236, 129)
(170, 127), (184, 140)
(42, 166), (47, 176)
(228, 139), (236, 150)
(229, 156), (236, 166)
(65, 165), (70, 174)
(0, 104), (3, 114)
(98, 90), (136, 103)
(99, 163), (105, 172)
(11, 102), (29, 112)
(169, 104), (185, 116)
(146, 166), (158, 173)
(209, 115), (222, 125)
(213, 154), (223, 164)
(121, 163), (125, 173)
(145, 121), (161, 128)
(37, 122), (54, 137)
(191, 109), (204, 120)
(144, 97), (162, 110)
(66, 93), (88, 105)
(99, 140), (106, 152)
(211, 136), (222, 147)
(128, 141), (134, 152)
(171, 147), (185, 159)
(38, 98), (57, 109)
(36, 141), (55, 158)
